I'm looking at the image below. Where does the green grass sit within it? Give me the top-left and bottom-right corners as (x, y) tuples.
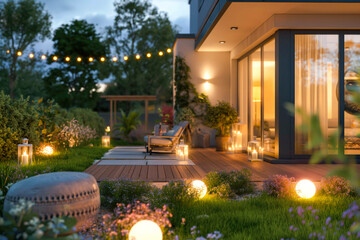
(172, 195), (359, 240)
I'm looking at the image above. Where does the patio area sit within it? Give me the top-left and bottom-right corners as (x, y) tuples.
(84, 148), (360, 182)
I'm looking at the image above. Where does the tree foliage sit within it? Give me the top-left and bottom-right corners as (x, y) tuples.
(43, 20), (108, 109)
(0, 0), (51, 98)
(106, 0), (176, 108)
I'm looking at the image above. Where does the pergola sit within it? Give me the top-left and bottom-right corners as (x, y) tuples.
(101, 95), (157, 131)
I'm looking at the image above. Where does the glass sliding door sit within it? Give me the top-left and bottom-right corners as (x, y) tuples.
(263, 39), (276, 155)
(344, 35), (360, 155)
(249, 48), (262, 143)
(294, 34), (339, 154)
(238, 58), (248, 146)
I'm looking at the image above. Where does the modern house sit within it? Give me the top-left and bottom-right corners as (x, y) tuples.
(173, 0), (360, 163)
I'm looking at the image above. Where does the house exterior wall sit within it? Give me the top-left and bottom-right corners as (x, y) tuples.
(174, 37), (231, 106)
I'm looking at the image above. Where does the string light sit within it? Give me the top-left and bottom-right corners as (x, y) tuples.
(17, 51), (22, 56)
(77, 57), (82, 62)
(65, 57), (70, 62)
(41, 55), (46, 60)
(135, 54), (141, 60)
(100, 57), (105, 62)
(6, 50), (10, 54)
(89, 57), (94, 62)
(166, 48), (172, 53)
(53, 56), (58, 61)
(146, 53), (151, 58)
(112, 57), (118, 62)
(29, 53), (34, 59)
(123, 56), (129, 61)
(158, 51), (164, 56)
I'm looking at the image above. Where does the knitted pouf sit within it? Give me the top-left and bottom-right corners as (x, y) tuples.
(4, 171), (100, 229)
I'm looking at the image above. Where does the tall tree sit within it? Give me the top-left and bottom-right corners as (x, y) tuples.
(106, 0), (176, 107)
(43, 20), (108, 109)
(0, 0), (51, 98)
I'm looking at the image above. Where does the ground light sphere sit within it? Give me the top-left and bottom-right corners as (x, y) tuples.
(128, 220), (162, 240)
(191, 180), (207, 198)
(295, 179), (316, 199)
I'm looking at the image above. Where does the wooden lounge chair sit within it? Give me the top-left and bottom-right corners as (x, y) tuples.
(144, 121), (190, 154)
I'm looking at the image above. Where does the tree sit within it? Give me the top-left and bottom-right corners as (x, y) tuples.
(43, 20), (108, 109)
(106, 0), (176, 111)
(0, 0), (51, 98)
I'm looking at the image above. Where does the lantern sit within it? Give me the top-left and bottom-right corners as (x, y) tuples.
(296, 179), (316, 199)
(176, 140), (188, 161)
(129, 220), (162, 240)
(191, 180), (207, 199)
(229, 123), (243, 153)
(247, 137), (263, 161)
(102, 135), (110, 147)
(18, 138), (33, 165)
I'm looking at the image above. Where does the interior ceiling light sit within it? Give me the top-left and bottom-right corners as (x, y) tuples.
(219, 41), (225, 44)
(230, 26), (238, 30)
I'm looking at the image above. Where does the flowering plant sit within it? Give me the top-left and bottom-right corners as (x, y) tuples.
(320, 176), (355, 197)
(0, 199), (79, 239)
(263, 175), (296, 198)
(57, 119), (96, 148)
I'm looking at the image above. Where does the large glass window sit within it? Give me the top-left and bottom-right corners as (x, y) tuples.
(238, 58), (248, 146)
(263, 40), (276, 154)
(294, 35), (339, 154)
(344, 35), (360, 155)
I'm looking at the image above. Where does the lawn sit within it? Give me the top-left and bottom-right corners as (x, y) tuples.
(173, 195), (359, 240)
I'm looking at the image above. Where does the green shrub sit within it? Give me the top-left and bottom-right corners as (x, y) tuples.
(263, 175), (296, 198)
(68, 108), (105, 137)
(114, 110), (141, 139)
(0, 93), (39, 161)
(204, 169), (254, 198)
(174, 107), (196, 126)
(320, 176), (356, 197)
(204, 101), (238, 136)
(99, 179), (154, 210)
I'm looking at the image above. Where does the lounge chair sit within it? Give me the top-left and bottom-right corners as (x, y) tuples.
(144, 121), (190, 154)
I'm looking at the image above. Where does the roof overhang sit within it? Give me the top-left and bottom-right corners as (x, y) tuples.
(196, 1), (360, 53)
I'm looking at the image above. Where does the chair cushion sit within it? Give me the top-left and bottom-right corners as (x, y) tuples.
(164, 126), (182, 137)
(144, 136), (173, 146)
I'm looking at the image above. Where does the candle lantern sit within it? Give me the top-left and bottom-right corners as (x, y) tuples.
(247, 137), (263, 161)
(229, 123), (243, 153)
(102, 126), (111, 147)
(18, 138), (33, 165)
(176, 139), (189, 161)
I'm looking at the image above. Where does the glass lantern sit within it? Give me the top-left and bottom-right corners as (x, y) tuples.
(247, 137), (263, 161)
(102, 127), (111, 147)
(18, 138), (33, 165)
(176, 139), (189, 161)
(230, 123), (243, 153)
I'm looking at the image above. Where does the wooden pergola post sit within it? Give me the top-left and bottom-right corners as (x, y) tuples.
(101, 95), (157, 133)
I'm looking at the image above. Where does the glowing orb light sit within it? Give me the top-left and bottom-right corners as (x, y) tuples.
(41, 146), (54, 155)
(191, 180), (207, 199)
(295, 179), (316, 199)
(129, 220), (162, 240)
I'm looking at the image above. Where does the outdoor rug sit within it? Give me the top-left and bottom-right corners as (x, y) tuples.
(97, 146), (195, 166)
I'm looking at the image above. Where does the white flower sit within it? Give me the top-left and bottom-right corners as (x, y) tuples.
(33, 230), (44, 239)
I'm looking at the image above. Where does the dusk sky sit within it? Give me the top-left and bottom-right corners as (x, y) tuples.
(35, 0), (189, 51)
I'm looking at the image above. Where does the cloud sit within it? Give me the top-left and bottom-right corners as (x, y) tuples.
(173, 16), (189, 33)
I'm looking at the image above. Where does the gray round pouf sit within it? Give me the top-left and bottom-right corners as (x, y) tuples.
(4, 171), (100, 229)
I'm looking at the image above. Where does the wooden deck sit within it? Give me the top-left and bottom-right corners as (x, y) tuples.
(84, 148), (360, 182)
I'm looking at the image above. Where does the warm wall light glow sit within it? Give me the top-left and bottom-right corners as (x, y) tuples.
(158, 51), (164, 56)
(65, 57), (70, 62)
(204, 81), (210, 91)
(100, 57), (105, 62)
(112, 57), (118, 62)
(146, 53), (151, 58)
(77, 57), (82, 62)
(17, 51), (22, 56)
(203, 72), (212, 80)
(135, 54), (141, 60)
(41, 146), (54, 155)
(89, 57), (94, 62)
(123, 56), (129, 61)
(29, 53), (34, 59)
(129, 220), (162, 240)
(296, 179), (316, 199)
(166, 48), (172, 53)
(41, 55), (46, 60)
(53, 56), (58, 61)
(191, 180), (207, 199)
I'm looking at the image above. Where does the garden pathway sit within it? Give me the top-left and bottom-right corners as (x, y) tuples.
(85, 148), (360, 182)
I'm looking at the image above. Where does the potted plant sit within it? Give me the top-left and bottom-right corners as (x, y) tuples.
(204, 101), (238, 151)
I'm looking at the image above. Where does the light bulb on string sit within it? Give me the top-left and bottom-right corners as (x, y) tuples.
(123, 56), (129, 61)
(158, 51), (164, 56)
(89, 57), (94, 62)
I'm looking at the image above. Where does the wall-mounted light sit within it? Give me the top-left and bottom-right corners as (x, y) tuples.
(204, 81), (210, 91)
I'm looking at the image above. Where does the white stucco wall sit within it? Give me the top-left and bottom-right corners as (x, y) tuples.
(174, 37), (231, 106)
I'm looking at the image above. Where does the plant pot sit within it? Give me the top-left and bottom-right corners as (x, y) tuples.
(215, 135), (230, 151)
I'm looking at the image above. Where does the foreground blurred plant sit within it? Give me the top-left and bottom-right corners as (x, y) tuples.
(0, 199), (79, 239)
(320, 176), (356, 197)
